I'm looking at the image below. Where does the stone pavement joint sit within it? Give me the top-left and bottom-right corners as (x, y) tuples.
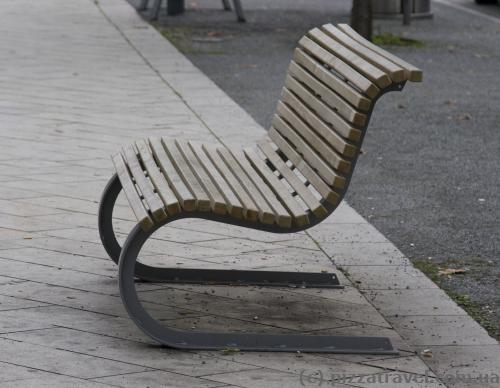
(0, 0), (496, 387)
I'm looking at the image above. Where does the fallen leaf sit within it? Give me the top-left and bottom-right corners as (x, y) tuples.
(438, 268), (467, 276)
(421, 349), (433, 358)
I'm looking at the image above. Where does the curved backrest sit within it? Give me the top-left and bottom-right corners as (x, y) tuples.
(262, 23), (422, 220)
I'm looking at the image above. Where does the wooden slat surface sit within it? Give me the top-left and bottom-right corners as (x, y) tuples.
(227, 148), (293, 228)
(337, 23), (423, 82)
(258, 140), (328, 218)
(149, 137), (196, 212)
(217, 147), (276, 225)
(321, 24), (405, 83)
(276, 101), (355, 174)
(111, 153), (153, 230)
(299, 36), (380, 99)
(308, 28), (391, 89)
(122, 145), (167, 222)
(162, 138), (211, 212)
(281, 87), (359, 154)
(288, 60), (367, 126)
(270, 117), (347, 187)
(189, 141), (244, 219)
(284, 75), (362, 142)
(203, 144), (259, 221)
(244, 147), (309, 227)
(176, 140), (227, 215)
(293, 47), (372, 112)
(135, 139), (181, 216)
(260, 135), (341, 204)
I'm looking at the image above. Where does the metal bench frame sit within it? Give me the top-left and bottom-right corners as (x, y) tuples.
(99, 86), (406, 355)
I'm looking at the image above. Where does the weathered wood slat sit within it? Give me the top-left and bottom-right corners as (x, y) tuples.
(189, 141), (244, 219)
(308, 28), (391, 89)
(176, 140), (227, 215)
(111, 153), (154, 230)
(270, 117), (348, 187)
(244, 147), (309, 227)
(284, 75), (362, 142)
(293, 47), (372, 112)
(260, 135), (341, 204)
(226, 148), (293, 228)
(299, 36), (380, 99)
(337, 23), (423, 82)
(281, 87), (359, 155)
(288, 60), (367, 126)
(149, 137), (196, 212)
(321, 24), (405, 83)
(162, 138), (211, 212)
(136, 139), (181, 216)
(276, 100), (354, 174)
(217, 147), (277, 225)
(203, 144), (259, 221)
(258, 140), (328, 218)
(122, 145), (167, 222)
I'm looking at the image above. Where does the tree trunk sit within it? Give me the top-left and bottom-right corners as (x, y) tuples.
(351, 0), (373, 41)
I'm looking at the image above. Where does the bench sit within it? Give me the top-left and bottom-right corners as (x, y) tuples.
(98, 23), (422, 354)
(137, 0), (245, 22)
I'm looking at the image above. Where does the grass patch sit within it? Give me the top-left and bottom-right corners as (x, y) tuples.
(373, 33), (424, 48)
(154, 24), (226, 55)
(413, 259), (499, 340)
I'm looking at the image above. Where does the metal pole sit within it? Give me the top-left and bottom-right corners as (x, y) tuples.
(402, 0), (412, 25)
(167, 0), (184, 15)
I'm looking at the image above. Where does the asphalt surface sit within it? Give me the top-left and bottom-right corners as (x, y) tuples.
(132, 0), (500, 331)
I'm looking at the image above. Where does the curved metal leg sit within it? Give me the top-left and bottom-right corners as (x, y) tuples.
(222, 0), (231, 11)
(118, 222), (398, 354)
(98, 174), (122, 265)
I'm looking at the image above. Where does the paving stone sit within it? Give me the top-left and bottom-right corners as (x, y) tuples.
(92, 370), (221, 388)
(365, 289), (467, 316)
(0, 338), (149, 378)
(389, 315), (497, 346)
(413, 345), (500, 388)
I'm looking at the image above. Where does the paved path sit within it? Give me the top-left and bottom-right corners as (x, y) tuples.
(0, 0), (497, 387)
(146, 0), (500, 331)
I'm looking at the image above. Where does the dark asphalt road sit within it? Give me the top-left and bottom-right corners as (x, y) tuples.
(133, 0), (500, 333)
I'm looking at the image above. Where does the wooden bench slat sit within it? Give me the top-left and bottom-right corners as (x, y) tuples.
(244, 147), (309, 227)
(258, 140), (328, 218)
(321, 24), (406, 83)
(188, 141), (244, 219)
(203, 144), (259, 221)
(276, 100), (354, 173)
(293, 48), (371, 112)
(135, 139), (181, 216)
(122, 145), (167, 222)
(162, 138), (211, 212)
(281, 87), (359, 156)
(337, 23), (423, 82)
(217, 147), (276, 225)
(261, 135), (341, 204)
(225, 148), (292, 228)
(284, 75), (362, 142)
(270, 117), (347, 188)
(175, 140), (227, 215)
(308, 28), (391, 89)
(299, 36), (380, 99)
(149, 137), (196, 212)
(111, 153), (154, 230)
(288, 60), (367, 126)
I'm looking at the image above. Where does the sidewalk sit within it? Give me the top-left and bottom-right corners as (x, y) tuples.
(0, 0), (497, 387)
